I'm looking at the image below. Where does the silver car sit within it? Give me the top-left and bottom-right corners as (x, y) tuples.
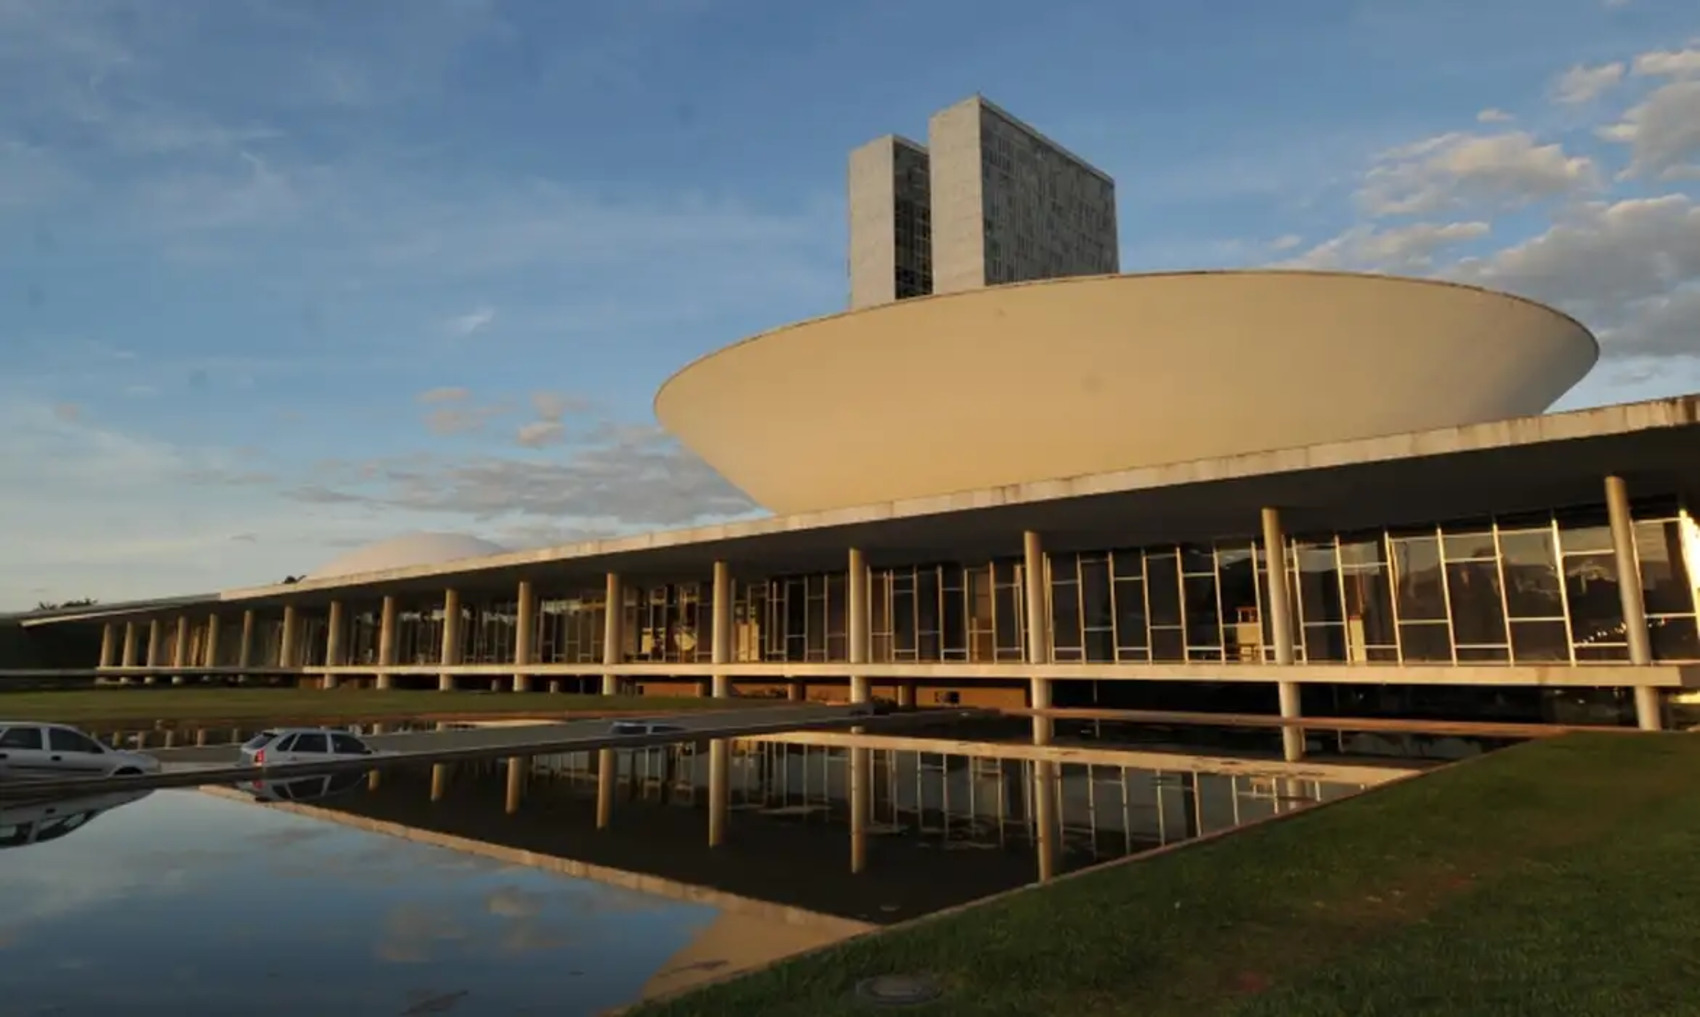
(0, 722), (162, 782)
(239, 727), (376, 768)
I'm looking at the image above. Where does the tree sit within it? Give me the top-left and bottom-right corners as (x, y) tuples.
(35, 597), (98, 611)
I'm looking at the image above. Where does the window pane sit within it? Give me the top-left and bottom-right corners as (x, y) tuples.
(1112, 549), (1144, 580)
(1635, 520), (1695, 616)
(1556, 505), (1614, 555)
(1295, 544), (1344, 624)
(1510, 620), (1570, 662)
(1051, 579), (1082, 652)
(1302, 624), (1346, 662)
(1113, 578), (1147, 649)
(293, 733), (329, 753)
(1651, 615), (1700, 661)
(1340, 564), (1397, 653)
(0, 727), (43, 750)
(1084, 628), (1115, 663)
(48, 729), (101, 753)
(1564, 552), (1626, 650)
(1146, 554), (1181, 626)
(1183, 575), (1220, 648)
(1399, 621), (1452, 661)
(1441, 529), (1497, 562)
(1080, 557), (1112, 630)
(1217, 548), (1262, 660)
(1391, 535), (1447, 621)
(1445, 561), (1507, 645)
(1151, 627), (1184, 661)
(1499, 529), (1563, 619)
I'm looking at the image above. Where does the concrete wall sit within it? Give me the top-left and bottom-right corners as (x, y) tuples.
(929, 96), (1117, 292)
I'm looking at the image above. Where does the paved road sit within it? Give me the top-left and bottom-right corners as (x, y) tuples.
(151, 704), (873, 765)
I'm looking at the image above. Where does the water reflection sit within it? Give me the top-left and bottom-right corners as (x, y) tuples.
(300, 735), (1370, 925)
(0, 789), (777, 1016)
(0, 789), (153, 850)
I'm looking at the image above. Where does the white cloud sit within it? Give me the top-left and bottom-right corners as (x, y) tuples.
(1358, 131), (1599, 217)
(1600, 79), (1700, 179)
(530, 390), (592, 422)
(417, 386), (469, 404)
(515, 420), (566, 448)
(1552, 61), (1626, 104)
(288, 420), (756, 529)
(1633, 43), (1700, 78)
(1450, 194), (1700, 358)
(1280, 220), (1491, 273)
(1267, 234), (1304, 252)
(1476, 108), (1515, 123)
(445, 306), (496, 337)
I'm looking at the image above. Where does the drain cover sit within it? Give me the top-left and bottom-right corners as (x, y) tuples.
(854, 974), (942, 1006)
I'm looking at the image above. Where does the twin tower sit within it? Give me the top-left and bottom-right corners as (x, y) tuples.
(846, 95), (1120, 311)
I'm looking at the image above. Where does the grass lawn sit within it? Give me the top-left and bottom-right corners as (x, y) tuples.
(635, 732), (1700, 1017)
(0, 687), (778, 724)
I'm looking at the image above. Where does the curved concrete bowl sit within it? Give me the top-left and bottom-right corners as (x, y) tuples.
(655, 271), (1598, 515)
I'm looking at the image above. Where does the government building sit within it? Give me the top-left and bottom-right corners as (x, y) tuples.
(10, 98), (1698, 757)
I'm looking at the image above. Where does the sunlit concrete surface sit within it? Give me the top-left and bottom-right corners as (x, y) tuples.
(656, 271), (1597, 513)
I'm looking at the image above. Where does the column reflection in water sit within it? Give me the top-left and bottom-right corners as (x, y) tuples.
(362, 737), (1370, 895)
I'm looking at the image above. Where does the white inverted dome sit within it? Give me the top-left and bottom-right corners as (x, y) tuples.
(309, 532), (507, 579)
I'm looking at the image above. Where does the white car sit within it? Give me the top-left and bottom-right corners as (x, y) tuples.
(239, 728), (376, 767)
(0, 722), (162, 782)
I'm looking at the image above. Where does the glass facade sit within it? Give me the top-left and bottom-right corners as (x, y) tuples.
(265, 497), (1700, 670)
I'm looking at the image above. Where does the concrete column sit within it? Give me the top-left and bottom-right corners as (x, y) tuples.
(897, 684), (917, 709)
(708, 739), (730, 846)
(324, 600), (345, 690)
(120, 622), (138, 682)
(98, 623), (117, 669)
(145, 619), (163, 683)
(1605, 475), (1661, 730)
(1261, 507), (1305, 761)
(505, 756), (525, 814)
(789, 682), (806, 702)
(596, 748), (616, 828)
(513, 580), (535, 693)
(601, 573), (623, 697)
(367, 723), (386, 791)
(171, 616), (191, 684)
(849, 744), (870, 873)
(195, 728), (208, 747)
(848, 548), (870, 704)
(439, 589), (461, 692)
(237, 610), (255, 679)
(1022, 531), (1052, 746)
(279, 605), (298, 669)
(203, 614), (221, 669)
(1033, 759), (1058, 882)
(710, 561), (733, 698)
(376, 596), (397, 690)
(431, 763), (448, 802)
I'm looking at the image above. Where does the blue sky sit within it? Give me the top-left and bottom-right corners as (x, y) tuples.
(3, 0), (1699, 607)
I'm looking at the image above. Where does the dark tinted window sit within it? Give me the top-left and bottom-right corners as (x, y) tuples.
(0, 727), (43, 750)
(291, 733), (329, 754)
(275, 734), (299, 752)
(329, 733), (367, 755)
(48, 729), (104, 754)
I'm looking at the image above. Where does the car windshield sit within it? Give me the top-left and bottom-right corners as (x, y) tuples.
(243, 731), (278, 749)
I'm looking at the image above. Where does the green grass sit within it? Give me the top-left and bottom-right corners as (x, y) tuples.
(0, 687), (776, 724)
(635, 733), (1700, 1017)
